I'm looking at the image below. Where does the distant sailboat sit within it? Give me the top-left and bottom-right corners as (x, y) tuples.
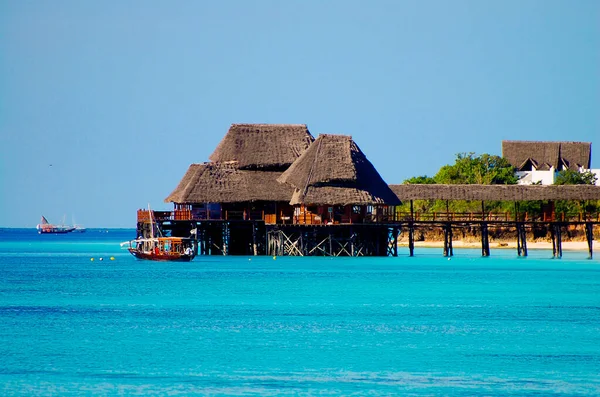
(72, 216), (86, 233)
(36, 216), (75, 234)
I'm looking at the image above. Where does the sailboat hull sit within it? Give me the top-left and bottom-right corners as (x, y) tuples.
(37, 227), (76, 234)
(128, 248), (195, 262)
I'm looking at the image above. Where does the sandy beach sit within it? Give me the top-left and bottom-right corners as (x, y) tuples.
(398, 240), (599, 252)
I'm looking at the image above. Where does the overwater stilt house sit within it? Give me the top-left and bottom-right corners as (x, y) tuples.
(147, 124), (402, 256)
(277, 134), (401, 224)
(165, 124), (315, 223)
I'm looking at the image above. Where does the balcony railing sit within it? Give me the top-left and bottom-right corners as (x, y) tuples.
(136, 209), (600, 224)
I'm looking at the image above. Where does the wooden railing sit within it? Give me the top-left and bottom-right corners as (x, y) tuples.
(137, 209), (600, 224)
(393, 212), (600, 223)
(294, 213), (323, 225)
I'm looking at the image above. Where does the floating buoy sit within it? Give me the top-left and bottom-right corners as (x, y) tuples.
(99, 257), (104, 261)
(90, 258), (94, 261)
(273, 256), (277, 260)
(110, 257), (115, 261)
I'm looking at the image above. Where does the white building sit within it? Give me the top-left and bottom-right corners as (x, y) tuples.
(502, 140), (599, 186)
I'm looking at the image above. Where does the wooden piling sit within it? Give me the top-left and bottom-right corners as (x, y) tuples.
(586, 222), (593, 259)
(409, 200), (415, 257)
(516, 222), (528, 257)
(252, 222), (258, 256)
(481, 223), (490, 257)
(392, 227), (399, 257)
(443, 223), (453, 257)
(448, 223), (453, 257)
(551, 223), (562, 259)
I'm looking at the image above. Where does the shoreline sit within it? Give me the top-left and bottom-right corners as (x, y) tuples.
(398, 240), (599, 252)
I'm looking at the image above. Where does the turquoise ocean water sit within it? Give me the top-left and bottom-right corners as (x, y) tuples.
(0, 228), (599, 396)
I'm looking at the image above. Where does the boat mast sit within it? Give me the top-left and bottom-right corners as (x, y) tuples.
(148, 203), (154, 240)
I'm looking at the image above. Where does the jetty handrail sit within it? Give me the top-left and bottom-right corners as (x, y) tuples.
(137, 209), (600, 224)
(393, 211), (600, 223)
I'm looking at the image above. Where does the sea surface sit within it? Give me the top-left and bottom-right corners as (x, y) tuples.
(0, 228), (599, 396)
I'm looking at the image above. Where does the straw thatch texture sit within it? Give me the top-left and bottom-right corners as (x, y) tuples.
(390, 184), (600, 201)
(279, 134), (401, 205)
(502, 141), (591, 170)
(165, 162), (294, 203)
(209, 124), (315, 170)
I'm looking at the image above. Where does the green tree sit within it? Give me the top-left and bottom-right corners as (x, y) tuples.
(554, 169), (598, 185)
(403, 175), (436, 184)
(434, 152), (517, 185)
(554, 169), (598, 215)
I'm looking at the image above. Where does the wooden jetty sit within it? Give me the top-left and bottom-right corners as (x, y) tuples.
(389, 184), (600, 259)
(135, 124), (600, 258)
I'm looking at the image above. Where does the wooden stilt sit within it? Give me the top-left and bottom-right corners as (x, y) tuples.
(392, 227), (399, 257)
(516, 222), (522, 256)
(252, 222), (257, 256)
(448, 223), (453, 256)
(516, 222), (528, 257)
(443, 223), (453, 257)
(409, 200), (415, 257)
(521, 223), (528, 257)
(551, 223), (556, 258)
(555, 223), (562, 259)
(481, 222), (490, 257)
(586, 222), (593, 259)
(443, 224), (449, 257)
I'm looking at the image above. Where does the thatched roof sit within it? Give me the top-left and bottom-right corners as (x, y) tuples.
(165, 162), (294, 203)
(390, 184), (600, 201)
(502, 141), (591, 171)
(209, 124), (315, 170)
(278, 134), (401, 206)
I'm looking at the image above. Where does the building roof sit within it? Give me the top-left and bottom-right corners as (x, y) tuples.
(209, 124), (315, 170)
(165, 162), (294, 203)
(390, 184), (600, 201)
(278, 134), (401, 205)
(502, 141), (591, 171)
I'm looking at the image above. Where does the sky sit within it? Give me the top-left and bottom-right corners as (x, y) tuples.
(0, 0), (598, 228)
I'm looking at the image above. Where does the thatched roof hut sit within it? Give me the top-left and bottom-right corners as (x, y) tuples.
(166, 124), (314, 204)
(209, 124), (315, 170)
(502, 141), (591, 171)
(165, 162), (295, 203)
(390, 184), (600, 201)
(278, 134), (401, 206)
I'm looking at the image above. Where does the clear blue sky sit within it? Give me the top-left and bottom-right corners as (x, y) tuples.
(1, 0), (598, 228)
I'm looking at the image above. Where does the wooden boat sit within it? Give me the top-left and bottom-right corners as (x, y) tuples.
(122, 237), (196, 262)
(36, 216), (75, 234)
(121, 204), (196, 261)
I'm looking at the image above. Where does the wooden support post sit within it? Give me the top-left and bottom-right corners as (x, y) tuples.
(556, 224), (562, 259)
(443, 223), (449, 257)
(516, 222), (528, 257)
(551, 223), (562, 259)
(586, 222), (593, 259)
(252, 222), (258, 256)
(551, 223), (556, 258)
(408, 224), (414, 257)
(522, 225), (528, 257)
(448, 223), (453, 256)
(409, 200), (415, 257)
(481, 222), (490, 257)
(393, 227), (399, 257)
(516, 222), (522, 256)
